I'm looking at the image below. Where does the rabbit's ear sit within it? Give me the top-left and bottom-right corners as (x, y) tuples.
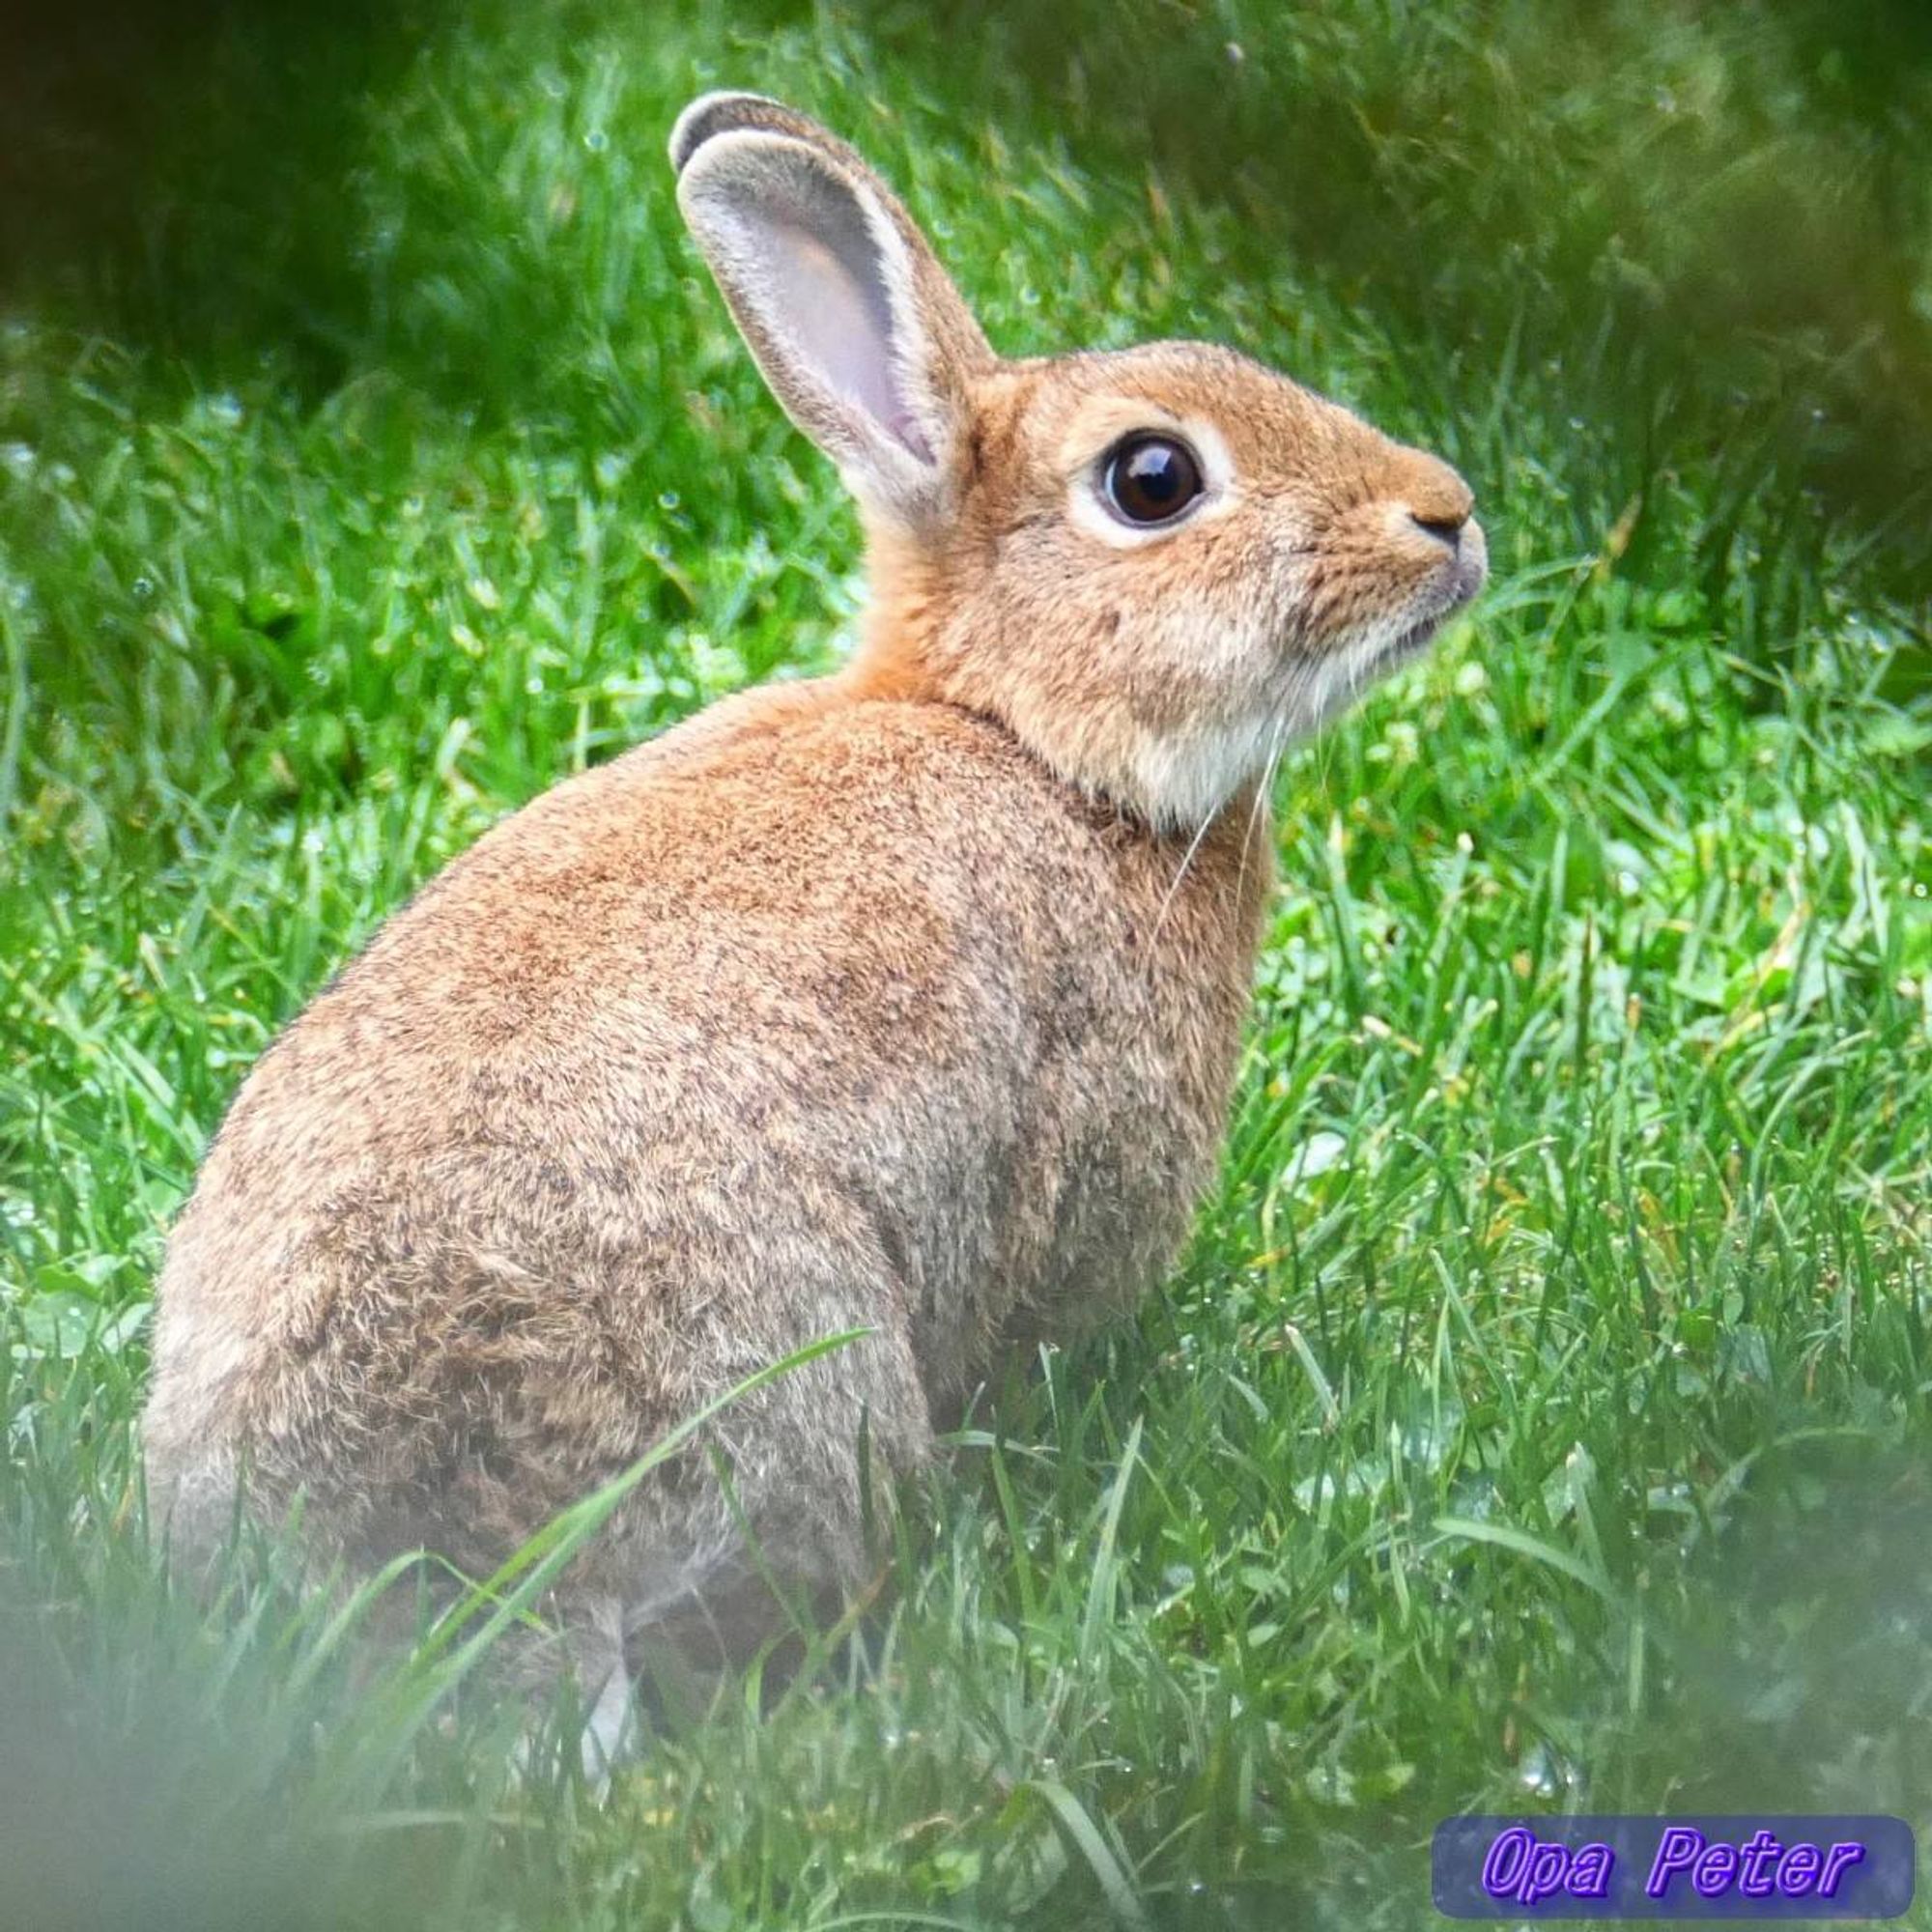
(672, 94), (993, 529)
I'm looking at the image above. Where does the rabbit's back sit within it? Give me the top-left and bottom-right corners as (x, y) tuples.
(143, 687), (1265, 1577)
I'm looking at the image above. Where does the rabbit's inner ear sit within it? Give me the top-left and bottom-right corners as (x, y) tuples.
(678, 131), (962, 523)
(748, 197), (933, 463)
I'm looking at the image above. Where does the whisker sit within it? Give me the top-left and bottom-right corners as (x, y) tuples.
(1149, 797), (1218, 950)
(1236, 708), (1293, 915)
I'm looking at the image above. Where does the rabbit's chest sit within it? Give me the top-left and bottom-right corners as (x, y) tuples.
(879, 803), (1268, 1386)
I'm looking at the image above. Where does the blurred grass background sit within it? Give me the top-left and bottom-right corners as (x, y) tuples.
(12, 0), (1932, 580)
(2, 1), (1929, 1927)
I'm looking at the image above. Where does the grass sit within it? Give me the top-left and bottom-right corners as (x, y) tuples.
(3, 0), (1930, 1925)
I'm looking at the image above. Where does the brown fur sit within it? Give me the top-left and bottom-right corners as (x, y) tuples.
(141, 94), (1484, 1706)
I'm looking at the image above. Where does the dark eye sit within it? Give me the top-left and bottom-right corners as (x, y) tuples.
(1101, 434), (1205, 526)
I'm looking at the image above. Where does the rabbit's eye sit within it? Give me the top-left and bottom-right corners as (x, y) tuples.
(1101, 435), (1205, 526)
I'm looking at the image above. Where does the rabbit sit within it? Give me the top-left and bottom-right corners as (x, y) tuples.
(141, 92), (1486, 1752)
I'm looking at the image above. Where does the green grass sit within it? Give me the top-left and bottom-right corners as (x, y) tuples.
(3, 2), (1930, 1926)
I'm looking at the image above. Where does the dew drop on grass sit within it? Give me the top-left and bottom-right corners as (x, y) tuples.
(1284, 1129), (1347, 1186)
(1517, 1741), (1562, 1797)
(583, 128), (609, 154)
(0, 441), (35, 477)
(130, 575), (156, 602)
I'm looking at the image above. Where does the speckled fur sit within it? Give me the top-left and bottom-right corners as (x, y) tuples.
(142, 94), (1484, 1696)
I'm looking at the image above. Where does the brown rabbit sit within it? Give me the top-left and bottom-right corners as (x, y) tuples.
(141, 93), (1486, 1750)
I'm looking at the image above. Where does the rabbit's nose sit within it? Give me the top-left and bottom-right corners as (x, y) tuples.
(1409, 504), (1469, 545)
(1398, 455), (1475, 545)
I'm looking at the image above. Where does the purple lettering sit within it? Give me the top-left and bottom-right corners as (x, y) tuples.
(1737, 1830), (1782, 1897)
(1571, 1844), (1614, 1899)
(1482, 1827), (1532, 1899)
(1693, 1843), (1740, 1898)
(1777, 1844), (1823, 1895)
(1817, 1843), (1866, 1897)
(1453, 1817), (1880, 1915)
(1646, 1827), (1706, 1898)
(1520, 1844), (1569, 1906)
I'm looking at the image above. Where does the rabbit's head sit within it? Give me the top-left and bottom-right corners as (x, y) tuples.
(673, 94), (1486, 831)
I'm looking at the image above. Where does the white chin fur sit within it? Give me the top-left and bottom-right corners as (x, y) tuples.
(1125, 710), (1289, 834)
(1125, 616), (1441, 832)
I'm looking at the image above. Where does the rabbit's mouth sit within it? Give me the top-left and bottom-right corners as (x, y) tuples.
(1346, 569), (1484, 687)
(1383, 526), (1488, 666)
(1375, 589), (1473, 672)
